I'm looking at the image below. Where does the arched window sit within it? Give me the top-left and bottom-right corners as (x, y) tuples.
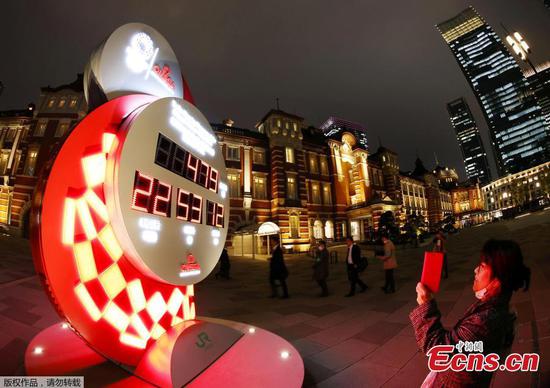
(324, 220), (334, 239)
(313, 220), (323, 239)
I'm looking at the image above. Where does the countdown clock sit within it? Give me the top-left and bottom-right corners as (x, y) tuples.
(31, 94), (229, 366)
(106, 97), (229, 285)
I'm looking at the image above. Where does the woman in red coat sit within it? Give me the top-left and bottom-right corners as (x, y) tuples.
(410, 239), (531, 387)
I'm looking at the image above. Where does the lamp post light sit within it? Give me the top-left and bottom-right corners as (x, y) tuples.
(501, 25), (537, 73)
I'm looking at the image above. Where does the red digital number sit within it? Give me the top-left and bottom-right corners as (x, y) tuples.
(209, 168), (219, 193)
(153, 180), (171, 217)
(206, 200), (224, 227)
(190, 194), (202, 224)
(186, 153), (199, 182)
(215, 203), (224, 227)
(176, 189), (190, 220)
(198, 161), (210, 188)
(132, 171), (154, 212)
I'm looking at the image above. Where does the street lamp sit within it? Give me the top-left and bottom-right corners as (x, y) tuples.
(501, 25), (537, 73)
(506, 32), (530, 60)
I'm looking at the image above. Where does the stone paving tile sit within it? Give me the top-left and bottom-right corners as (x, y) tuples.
(307, 307), (360, 330)
(365, 335), (419, 369)
(310, 338), (378, 372)
(307, 313), (385, 347)
(273, 322), (323, 341)
(302, 357), (337, 387)
(317, 359), (399, 388)
(291, 338), (328, 358)
(353, 321), (407, 346)
(369, 298), (409, 314)
(381, 352), (428, 388)
(274, 312), (317, 328)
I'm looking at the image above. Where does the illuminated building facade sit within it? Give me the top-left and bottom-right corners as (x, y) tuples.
(451, 183), (485, 226)
(1, 75), (87, 234)
(1, 78), (481, 248)
(482, 161), (550, 215)
(0, 108), (33, 224)
(446, 98), (492, 184)
(437, 7), (550, 176)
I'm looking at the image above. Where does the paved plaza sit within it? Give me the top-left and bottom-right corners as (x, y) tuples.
(1, 210), (549, 387)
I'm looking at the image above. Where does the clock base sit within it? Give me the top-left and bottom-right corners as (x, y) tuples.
(25, 318), (304, 387)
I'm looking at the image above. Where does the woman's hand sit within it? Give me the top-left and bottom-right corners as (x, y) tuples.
(416, 282), (433, 305)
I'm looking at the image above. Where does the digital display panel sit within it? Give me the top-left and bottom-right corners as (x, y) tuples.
(155, 134), (218, 193)
(106, 97), (229, 286)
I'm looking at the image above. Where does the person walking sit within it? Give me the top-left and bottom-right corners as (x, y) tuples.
(313, 240), (329, 297)
(432, 229), (448, 279)
(215, 248), (231, 279)
(411, 239), (530, 387)
(377, 234), (397, 293)
(269, 235), (289, 299)
(345, 236), (368, 297)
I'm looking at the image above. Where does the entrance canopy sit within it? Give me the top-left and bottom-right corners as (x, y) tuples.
(257, 222), (280, 236)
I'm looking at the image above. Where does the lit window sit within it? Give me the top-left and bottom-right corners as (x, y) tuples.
(253, 149), (266, 165)
(285, 122), (290, 129)
(320, 157), (329, 175)
(227, 173), (240, 197)
(285, 147), (294, 163)
(311, 182), (321, 204)
(289, 214), (300, 238)
(322, 184), (332, 205)
(47, 99), (56, 108)
(55, 123), (69, 137)
(35, 122), (47, 137)
(293, 123), (297, 131)
(309, 154), (319, 173)
(24, 149), (39, 176)
(69, 98), (78, 108)
(58, 99), (66, 108)
(227, 146), (240, 161)
(287, 175), (297, 200)
(0, 152), (9, 175)
(253, 175), (267, 200)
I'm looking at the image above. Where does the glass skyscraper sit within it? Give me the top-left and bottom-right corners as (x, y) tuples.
(447, 98), (492, 184)
(525, 63), (550, 131)
(320, 116), (368, 149)
(437, 7), (549, 176)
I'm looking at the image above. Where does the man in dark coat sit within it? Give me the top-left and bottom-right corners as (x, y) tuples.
(269, 235), (289, 299)
(313, 240), (329, 297)
(345, 236), (367, 297)
(215, 248), (231, 279)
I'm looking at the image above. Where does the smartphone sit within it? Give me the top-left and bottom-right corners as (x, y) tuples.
(421, 251), (444, 293)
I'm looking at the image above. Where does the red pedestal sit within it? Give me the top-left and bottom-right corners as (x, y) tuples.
(25, 318), (304, 387)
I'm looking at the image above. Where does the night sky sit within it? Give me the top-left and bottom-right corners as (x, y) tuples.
(1, 0), (549, 179)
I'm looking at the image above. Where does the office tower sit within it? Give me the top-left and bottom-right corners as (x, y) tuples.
(320, 117), (368, 149)
(525, 63), (550, 131)
(446, 98), (492, 184)
(437, 7), (549, 176)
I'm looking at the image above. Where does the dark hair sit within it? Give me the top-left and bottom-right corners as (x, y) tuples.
(317, 240), (326, 246)
(346, 236), (354, 242)
(271, 235), (280, 243)
(381, 233), (389, 240)
(480, 239), (530, 292)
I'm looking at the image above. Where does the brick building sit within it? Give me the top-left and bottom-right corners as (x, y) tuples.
(0, 75), (87, 234)
(0, 76), (479, 251)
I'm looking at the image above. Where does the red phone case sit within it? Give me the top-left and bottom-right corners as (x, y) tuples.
(421, 252), (444, 293)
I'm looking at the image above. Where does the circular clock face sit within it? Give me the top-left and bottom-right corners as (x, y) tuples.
(106, 97), (229, 285)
